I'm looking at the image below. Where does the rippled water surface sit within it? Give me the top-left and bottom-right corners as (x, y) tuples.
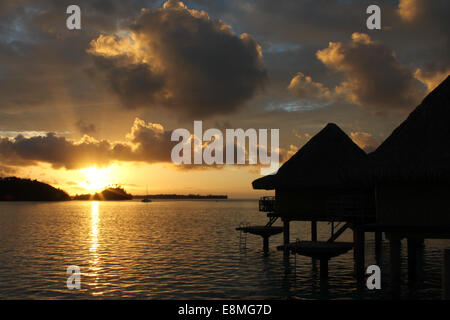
(0, 200), (448, 299)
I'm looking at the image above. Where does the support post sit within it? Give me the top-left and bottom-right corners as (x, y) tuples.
(320, 258), (329, 279)
(375, 231), (382, 264)
(407, 238), (418, 281)
(417, 238), (425, 281)
(311, 220), (318, 266)
(375, 231), (382, 253)
(389, 234), (401, 295)
(354, 227), (365, 280)
(263, 236), (269, 254)
(443, 249), (450, 300)
(283, 219), (290, 255)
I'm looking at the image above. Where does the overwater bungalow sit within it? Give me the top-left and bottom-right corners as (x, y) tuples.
(250, 122), (375, 277)
(252, 122), (375, 229)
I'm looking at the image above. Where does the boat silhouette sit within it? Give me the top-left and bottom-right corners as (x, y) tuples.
(141, 185), (152, 202)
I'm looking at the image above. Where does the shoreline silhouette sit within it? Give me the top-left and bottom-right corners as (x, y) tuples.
(0, 176), (228, 201)
(0, 177), (70, 201)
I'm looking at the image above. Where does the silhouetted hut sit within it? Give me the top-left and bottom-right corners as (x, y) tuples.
(370, 76), (450, 228)
(253, 123), (374, 223)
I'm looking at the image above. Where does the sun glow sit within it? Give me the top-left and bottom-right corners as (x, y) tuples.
(88, 201), (102, 294)
(79, 166), (114, 193)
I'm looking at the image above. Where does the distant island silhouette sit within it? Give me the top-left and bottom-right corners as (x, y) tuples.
(73, 186), (133, 201)
(0, 177), (70, 201)
(134, 194), (228, 200)
(0, 176), (228, 201)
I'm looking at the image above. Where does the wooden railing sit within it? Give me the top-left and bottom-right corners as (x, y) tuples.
(259, 196), (276, 212)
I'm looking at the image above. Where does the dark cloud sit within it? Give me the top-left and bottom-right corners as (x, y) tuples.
(196, 0), (449, 101)
(90, 54), (168, 109)
(316, 33), (424, 112)
(76, 120), (97, 135)
(289, 33), (425, 113)
(121, 118), (175, 163)
(0, 118), (173, 169)
(88, 0), (267, 117)
(396, 0), (450, 89)
(0, 0), (159, 122)
(398, 0), (449, 28)
(0, 133), (114, 169)
(287, 72), (333, 104)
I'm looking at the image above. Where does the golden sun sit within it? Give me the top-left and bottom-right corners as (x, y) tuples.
(78, 167), (113, 193)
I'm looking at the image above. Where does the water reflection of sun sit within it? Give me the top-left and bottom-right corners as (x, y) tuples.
(90, 201), (99, 253)
(88, 201), (103, 295)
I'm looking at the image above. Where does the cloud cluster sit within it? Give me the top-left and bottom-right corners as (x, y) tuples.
(76, 120), (97, 135)
(88, 0), (267, 117)
(288, 72), (333, 103)
(289, 33), (425, 112)
(397, 0), (449, 89)
(414, 68), (450, 93)
(0, 133), (114, 169)
(397, 0), (448, 25)
(0, 118), (173, 170)
(0, 117), (285, 171)
(317, 33), (424, 111)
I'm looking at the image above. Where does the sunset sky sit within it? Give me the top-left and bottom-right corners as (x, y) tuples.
(0, 0), (448, 198)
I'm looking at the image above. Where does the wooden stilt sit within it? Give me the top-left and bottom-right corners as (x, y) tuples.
(407, 238), (418, 281)
(375, 231), (382, 264)
(375, 231), (382, 252)
(417, 238), (425, 280)
(354, 227), (365, 280)
(389, 235), (401, 295)
(263, 236), (269, 254)
(283, 219), (290, 256)
(443, 249), (450, 300)
(312, 220), (318, 266)
(320, 258), (329, 279)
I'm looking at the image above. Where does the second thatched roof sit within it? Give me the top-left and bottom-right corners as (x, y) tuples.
(369, 75), (450, 184)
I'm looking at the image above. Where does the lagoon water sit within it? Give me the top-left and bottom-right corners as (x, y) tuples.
(0, 200), (448, 299)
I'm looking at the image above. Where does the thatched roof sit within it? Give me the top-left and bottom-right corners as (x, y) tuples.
(252, 123), (369, 190)
(369, 75), (450, 184)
